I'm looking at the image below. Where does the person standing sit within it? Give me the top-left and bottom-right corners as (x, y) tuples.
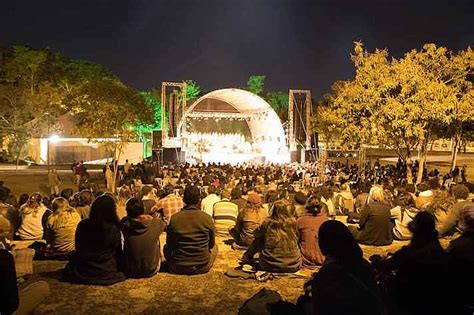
(105, 163), (114, 192)
(48, 169), (61, 196)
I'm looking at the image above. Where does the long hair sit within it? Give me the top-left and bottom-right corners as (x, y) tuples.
(267, 200), (298, 251)
(318, 220), (363, 267)
(21, 192), (43, 217)
(89, 194), (119, 226)
(50, 197), (77, 228)
(409, 212), (441, 249)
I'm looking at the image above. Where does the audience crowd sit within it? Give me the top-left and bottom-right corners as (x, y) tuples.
(0, 158), (473, 314)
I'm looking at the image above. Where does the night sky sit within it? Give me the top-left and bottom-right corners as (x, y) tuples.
(1, 0), (472, 99)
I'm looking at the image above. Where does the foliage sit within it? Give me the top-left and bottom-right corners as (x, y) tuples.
(315, 42), (473, 183)
(265, 91), (289, 121)
(183, 80), (200, 102)
(247, 75), (265, 95)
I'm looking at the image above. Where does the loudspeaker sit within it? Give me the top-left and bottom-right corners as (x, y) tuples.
(152, 130), (162, 149)
(162, 148), (185, 165)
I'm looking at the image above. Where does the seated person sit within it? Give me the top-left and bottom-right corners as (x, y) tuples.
(374, 212), (452, 315)
(392, 191), (420, 240)
(229, 193), (267, 247)
(447, 205), (474, 313)
(0, 238), (50, 315)
(230, 187), (247, 211)
(46, 197), (81, 256)
(152, 185), (184, 223)
(164, 185), (217, 275)
(439, 184), (473, 237)
(63, 194), (125, 285)
(120, 198), (166, 278)
(311, 220), (384, 315)
(241, 200), (301, 273)
(297, 196), (328, 268)
(212, 190), (238, 236)
(349, 186), (393, 246)
(17, 193), (51, 241)
(140, 186), (157, 214)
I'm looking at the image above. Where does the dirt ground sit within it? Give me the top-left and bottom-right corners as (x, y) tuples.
(28, 236), (451, 315)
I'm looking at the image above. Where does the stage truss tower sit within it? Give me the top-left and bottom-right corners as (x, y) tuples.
(288, 89), (314, 161)
(161, 81), (187, 148)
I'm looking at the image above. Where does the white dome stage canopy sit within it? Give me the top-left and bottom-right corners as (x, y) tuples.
(179, 88), (289, 164)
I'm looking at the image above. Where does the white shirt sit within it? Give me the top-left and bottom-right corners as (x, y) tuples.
(201, 194), (221, 217)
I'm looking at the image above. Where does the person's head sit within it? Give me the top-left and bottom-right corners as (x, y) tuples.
(89, 194), (119, 225)
(368, 186), (384, 203)
(231, 187), (242, 199)
(220, 190), (231, 200)
(294, 192), (307, 205)
(265, 190), (279, 204)
(19, 193), (29, 207)
(451, 184), (470, 201)
(79, 190), (93, 206)
(183, 185), (200, 206)
(118, 186), (132, 201)
(163, 185), (174, 197)
(125, 197), (145, 218)
(207, 185), (217, 195)
(395, 191), (416, 208)
(460, 204), (474, 231)
(428, 177), (440, 191)
(318, 220), (363, 265)
(268, 200), (298, 250)
(141, 185), (154, 198)
(60, 188), (74, 201)
(408, 211), (440, 248)
(51, 197), (73, 214)
(247, 193), (262, 207)
(305, 196), (322, 216)
(27, 192), (42, 208)
(0, 188), (6, 202)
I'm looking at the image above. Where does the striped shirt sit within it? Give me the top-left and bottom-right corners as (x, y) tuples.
(213, 199), (238, 235)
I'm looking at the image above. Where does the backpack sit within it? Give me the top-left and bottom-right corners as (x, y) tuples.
(238, 288), (283, 315)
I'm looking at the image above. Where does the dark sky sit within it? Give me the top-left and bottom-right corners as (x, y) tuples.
(1, 0), (472, 99)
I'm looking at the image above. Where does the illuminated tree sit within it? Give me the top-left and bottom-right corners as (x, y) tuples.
(265, 91), (289, 121)
(247, 75), (265, 95)
(68, 78), (154, 190)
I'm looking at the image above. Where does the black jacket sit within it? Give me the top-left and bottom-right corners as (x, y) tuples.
(120, 215), (166, 278)
(63, 219), (125, 285)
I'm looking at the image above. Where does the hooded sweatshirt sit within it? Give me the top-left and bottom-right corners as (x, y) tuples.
(120, 214), (166, 278)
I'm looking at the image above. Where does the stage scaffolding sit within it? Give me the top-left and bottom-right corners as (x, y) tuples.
(161, 81), (187, 148)
(288, 89), (316, 162)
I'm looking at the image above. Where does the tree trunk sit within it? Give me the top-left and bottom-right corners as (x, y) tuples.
(416, 137), (429, 185)
(405, 147), (413, 185)
(450, 131), (462, 172)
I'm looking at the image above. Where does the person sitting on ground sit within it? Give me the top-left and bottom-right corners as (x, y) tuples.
(63, 194), (125, 285)
(439, 184), (473, 237)
(311, 220), (385, 315)
(230, 187), (247, 211)
(241, 200), (301, 273)
(151, 185), (184, 223)
(45, 197), (81, 256)
(297, 196), (328, 268)
(17, 193), (51, 241)
(201, 185), (220, 217)
(392, 191), (420, 240)
(229, 193), (267, 247)
(75, 190), (94, 220)
(293, 191), (308, 217)
(0, 188), (18, 237)
(262, 190), (279, 215)
(373, 212), (452, 315)
(446, 204), (474, 313)
(424, 188), (456, 234)
(333, 183), (354, 215)
(212, 190), (238, 236)
(348, 185), (393, 246)
(0, 241), (50, 315)
(140, 186), (157, 215)
(120, 198), (166, 278)
(164, 185), (217, 275)
(60, 188), (74, 202)
(116, 186), (132, 220)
